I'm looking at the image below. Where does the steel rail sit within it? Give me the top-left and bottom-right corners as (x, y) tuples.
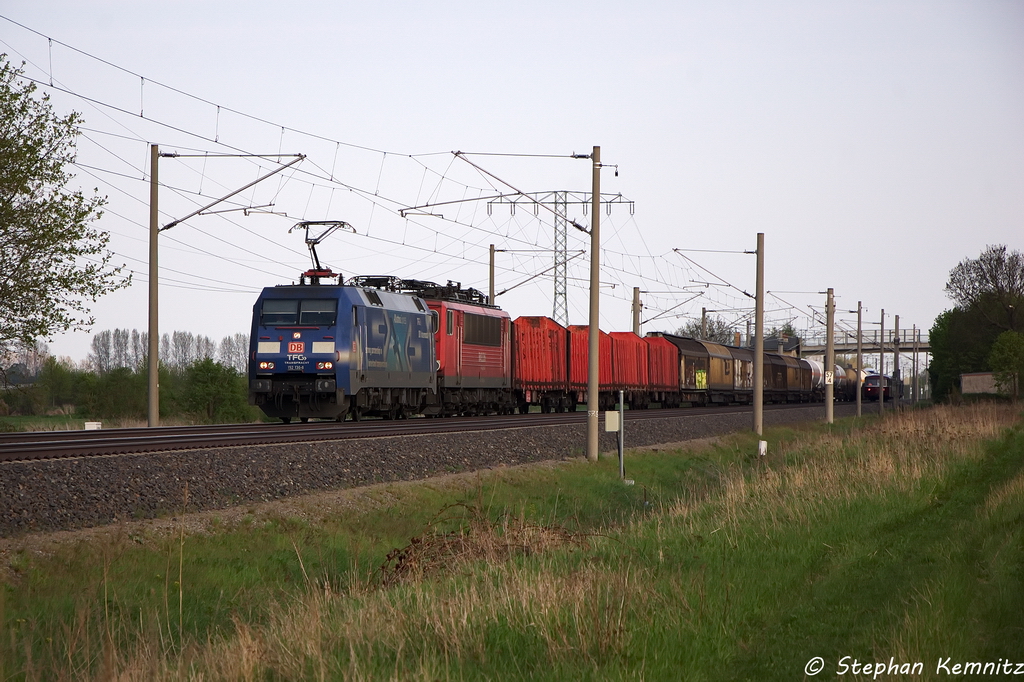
(0, 404), (813, 462)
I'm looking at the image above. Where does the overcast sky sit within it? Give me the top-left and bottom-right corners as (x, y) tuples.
(3, 1), (1022, 362)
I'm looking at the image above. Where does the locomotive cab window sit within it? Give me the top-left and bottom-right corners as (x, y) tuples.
(260, 299), (298, 326)
(299, 299), (337, 325)
(260, 299), (337, 326)
(446, 310), (454, 336)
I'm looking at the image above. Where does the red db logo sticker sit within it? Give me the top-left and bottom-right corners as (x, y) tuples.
(288, 342), (304, 353)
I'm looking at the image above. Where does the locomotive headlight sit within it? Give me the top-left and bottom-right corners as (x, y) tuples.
(324, 361), (333, 369)
(259, 361), (275, 370)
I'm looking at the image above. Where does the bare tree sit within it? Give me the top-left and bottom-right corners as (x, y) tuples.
(945, 245), (1024, 331)
(130, 329), (146, 369)
(160, 333), (171, 367)
(111, 328), (130, 369)
(89, 330), (112, 374)
(196, 335), (217, 362)
(218, 333), (249, 372)
(170, 331), (196, 369)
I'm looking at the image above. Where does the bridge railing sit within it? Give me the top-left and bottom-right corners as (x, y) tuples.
(802, 329), (929, 349)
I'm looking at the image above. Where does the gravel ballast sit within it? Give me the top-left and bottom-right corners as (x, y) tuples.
(0, 404), (864, 537)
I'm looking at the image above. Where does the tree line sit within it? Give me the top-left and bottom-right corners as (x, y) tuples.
(86, 329), (249, 374)
(929, 245), (1024, 401)
(0, 330), (260, 425)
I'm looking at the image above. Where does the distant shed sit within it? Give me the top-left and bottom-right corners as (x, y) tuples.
(960, 372), (998, 394)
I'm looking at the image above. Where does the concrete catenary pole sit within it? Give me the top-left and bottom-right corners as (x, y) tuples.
(893, 314), (901, 410)
(701, 307), (707, 339)
(632, 286), (641, 335)
(488, 244), (495, 306)
(856, 301), (863, 418)
(586, 146), (601, 463)
(825, 288), (835, 424)
(913, 325), (919, 405)
(879, 309), (885, 414)
(753, 233), (765, 436)
(148, 144), (160, 427)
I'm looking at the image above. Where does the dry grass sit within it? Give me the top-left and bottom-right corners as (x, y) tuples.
(668, 403), (1019, 530)
(379, 503), (589, 587)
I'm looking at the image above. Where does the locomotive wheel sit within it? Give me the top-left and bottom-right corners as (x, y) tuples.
(351, 409), (362, 422)
(280, 417), (292, 424)
(300, 417), (309, 423)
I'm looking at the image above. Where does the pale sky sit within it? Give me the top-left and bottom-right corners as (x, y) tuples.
(2, 1), (1022, 362)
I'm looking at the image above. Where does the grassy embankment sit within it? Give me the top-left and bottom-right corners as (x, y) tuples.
(2, 403), (1022, 680)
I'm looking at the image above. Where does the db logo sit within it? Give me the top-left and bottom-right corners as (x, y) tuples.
(288, 342), (305, 353)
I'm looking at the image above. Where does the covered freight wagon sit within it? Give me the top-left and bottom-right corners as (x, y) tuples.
(648, 333), (711, 406)
(764, 353), (788, 402)
(700, 340), (736, 403)
(727, 346), (755, 404)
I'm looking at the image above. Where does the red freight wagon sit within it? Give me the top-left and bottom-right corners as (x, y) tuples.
(426, 298), (513, 415)
(645, 335), (680, 406)
(512, 316), (573, 412)
(567, 325), (612, 407)
(608, 332), (648, 390)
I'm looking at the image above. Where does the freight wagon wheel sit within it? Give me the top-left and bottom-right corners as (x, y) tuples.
(351, 409), (362, 422)
(280, 417), (292, 424)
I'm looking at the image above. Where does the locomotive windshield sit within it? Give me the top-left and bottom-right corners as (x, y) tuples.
(260, 299), (338, 326)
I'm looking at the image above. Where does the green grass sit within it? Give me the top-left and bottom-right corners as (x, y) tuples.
(2, 403), (1022, 680)
(0, 414), (88, 432)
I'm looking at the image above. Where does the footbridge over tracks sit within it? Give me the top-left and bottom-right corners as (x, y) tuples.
(799, 330), (931, 357)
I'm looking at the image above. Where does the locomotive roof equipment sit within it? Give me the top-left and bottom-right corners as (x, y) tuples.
(288, 220), (355, 285)
(345, 276), (492, 307)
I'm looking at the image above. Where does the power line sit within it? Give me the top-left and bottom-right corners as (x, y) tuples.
(4, 19), (785, 323)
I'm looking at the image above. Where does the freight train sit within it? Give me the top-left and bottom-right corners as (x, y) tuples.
(248, 274), (848, 422)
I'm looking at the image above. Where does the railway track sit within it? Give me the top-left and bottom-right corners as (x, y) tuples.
(0, 403), (812, 462)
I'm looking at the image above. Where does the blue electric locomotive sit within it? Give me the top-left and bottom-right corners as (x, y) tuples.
(247, 222), (437, 422)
